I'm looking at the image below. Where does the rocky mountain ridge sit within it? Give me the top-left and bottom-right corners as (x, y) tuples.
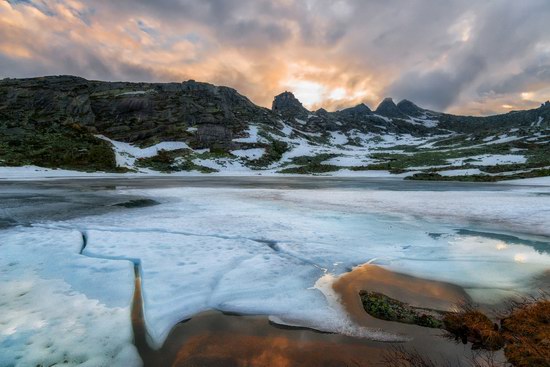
(0, 75), (549, 180)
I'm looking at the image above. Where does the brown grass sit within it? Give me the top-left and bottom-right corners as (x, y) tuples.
(440, 295), (550, 366)
(500, 299), (550, 367)
(443, 305), (505, 351)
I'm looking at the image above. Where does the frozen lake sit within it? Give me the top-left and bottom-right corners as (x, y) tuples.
(1, 177), (549, 366)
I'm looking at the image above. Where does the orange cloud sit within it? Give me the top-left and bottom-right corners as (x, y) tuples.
(1, 0), (549, 115)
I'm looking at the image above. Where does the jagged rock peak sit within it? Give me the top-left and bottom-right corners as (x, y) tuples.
(272, 91), (303, 110)
(272, 91), (309, 118)
(342, 103), (371, 114)
(375, 97), (403, 117)
(339, 103), (372, 116)
(315, 107), (329, 116)
(396, 99), (424, 116)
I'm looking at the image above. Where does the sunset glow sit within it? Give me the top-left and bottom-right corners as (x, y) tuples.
(1, 0), (549, 114)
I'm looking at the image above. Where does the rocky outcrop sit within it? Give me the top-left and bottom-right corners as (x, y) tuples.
(195, 124), (234, 150)
(375, 97), (404, 117)
(272, 91), (310, 120)
(396, 99), (425, 117)
(0, 75), (278, 147)
(337, 103), (371, 118)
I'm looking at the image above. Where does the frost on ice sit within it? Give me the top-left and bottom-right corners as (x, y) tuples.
(0, 227), (140, 367)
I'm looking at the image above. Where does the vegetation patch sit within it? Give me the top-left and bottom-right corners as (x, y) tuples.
(407, 168), (550, 182)
(500, 299), (550, 367)
(359, 291), (444, 328)
(441, 299), (550, 365)
(278, 153), (341, 174)
(136, 149), (217, 173)
(443, 308), (504, 350)
(0, 126), (123, 172)
(366, 290), (550, 367)
(406, 172), (498, 182)
(249, 140), (289, 168)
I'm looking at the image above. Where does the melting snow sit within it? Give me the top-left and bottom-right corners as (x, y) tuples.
(96, 135), (188, 168)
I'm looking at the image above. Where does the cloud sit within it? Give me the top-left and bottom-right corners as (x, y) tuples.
(0, 0), (549, 115)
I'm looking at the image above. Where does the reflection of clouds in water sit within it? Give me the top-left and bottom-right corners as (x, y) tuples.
(514, 254), (527, 263)
(496, 242), (508, 250)
(450, 235), (548, 266)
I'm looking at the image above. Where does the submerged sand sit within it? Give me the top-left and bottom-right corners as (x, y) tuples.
(332, 264), (471, 328)
(132, 264), (483, 366)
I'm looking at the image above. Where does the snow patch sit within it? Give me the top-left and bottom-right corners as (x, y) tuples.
(96, 135), (188, 168)
(231, 148), (265, 159)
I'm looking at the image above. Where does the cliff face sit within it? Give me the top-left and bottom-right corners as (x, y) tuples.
(272, 91), (310, 120)
(0, 76), (276, 147)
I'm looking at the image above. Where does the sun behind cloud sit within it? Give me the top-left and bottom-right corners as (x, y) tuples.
(0, 0), (549, 115)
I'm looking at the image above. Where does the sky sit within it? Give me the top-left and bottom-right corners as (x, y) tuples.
(1, 0), (550, 115)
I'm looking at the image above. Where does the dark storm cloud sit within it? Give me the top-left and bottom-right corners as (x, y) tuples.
(1, 0), (549, 114)
(480, 63), (550, 95)
(388, 0), (550, 111)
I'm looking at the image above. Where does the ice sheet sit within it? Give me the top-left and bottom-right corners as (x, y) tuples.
(0, 227), (140, 367)
(43, 184), (549, 349)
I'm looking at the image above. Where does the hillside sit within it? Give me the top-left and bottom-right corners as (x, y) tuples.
(0, 75), (549, 181)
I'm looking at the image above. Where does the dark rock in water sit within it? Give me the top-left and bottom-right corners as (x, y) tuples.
(272, 91), (310, 119)
(0, 218), (18, 229)
(113, 199), (160, 208)
(375, 97), (404, 118)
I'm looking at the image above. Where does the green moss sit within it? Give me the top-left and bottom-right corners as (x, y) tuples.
(249, 140), (289, 168)
(359, 291), (443, 328)
(277, 153), (341, 174)
(136, 149), (217, 173)
(0, 126), (123, 172)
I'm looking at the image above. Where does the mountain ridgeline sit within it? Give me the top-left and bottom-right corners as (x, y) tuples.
(0, 75), (549, 179)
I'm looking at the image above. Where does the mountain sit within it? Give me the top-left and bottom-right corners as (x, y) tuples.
(0, 75), (549, 181)
(375, 97), (404, 117)
(272, 91), (309, 120)
(396, 99), (425, 117)
(337, 103), (371, 118)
